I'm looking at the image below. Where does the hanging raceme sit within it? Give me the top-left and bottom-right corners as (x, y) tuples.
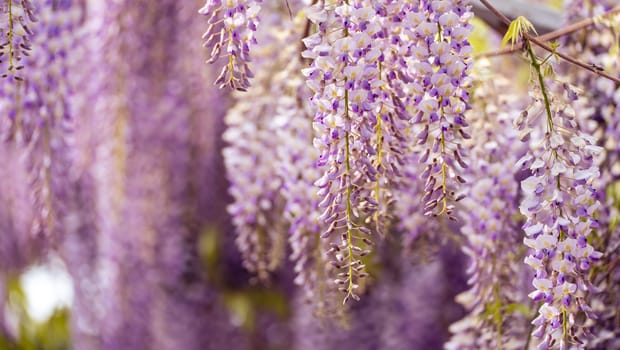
(4, 0), (620, 348)
(303, 0), (403, 303)
(0, 0), (36, 140)
(222, 3), (294, 281)
(200, 0), (263, 91)
(266, 9), (336, 309)
(558, 0), (620, 347)
(515, 38), (604, 349)
(0, 0), (36, 80)
(406, 0), (473, 220)
(446, 61), (531, 350)
(0, 0), (83, 238)
(275, 43), (337, 314)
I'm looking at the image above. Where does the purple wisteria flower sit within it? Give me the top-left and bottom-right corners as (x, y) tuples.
(0, 0), (37, 139)
(303, 0), (474, 302)
(60, 1), (259, 348)
(446, 63), (532, 350)
(303, 0), (396, 303)
(21, 0), (83, 238)
(273, 45), (331, 307)
(559, 1), (620, 347)
(200, 0), (262, 91)
(222, 4), (294, 281)
(516, 55), (604, 348)
(0, 0), (36, 80)
(405, 0), (473, 220)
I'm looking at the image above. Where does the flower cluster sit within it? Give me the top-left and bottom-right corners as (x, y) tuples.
(222, 5), (290, 281)
(516, 45), (604, 348)
(562, 0), (620, 182)
(301, 0), (474, 303)
(223, 94), (287, 281)
(275, 61), (339, 314)
(446, 63), (531, 350)
(23, 0), (84, 238)
(0, 0), (84, 238)
(357, 0), (412, 236)
(0, 0), (36, 80)
(0, 0), (36, 139)
(200, 0), (262, 91)
(271, 42), (329, 307)
(405, 0), (473, 220)
(559, 1), (620, 347)
(303, 0), (392, 303)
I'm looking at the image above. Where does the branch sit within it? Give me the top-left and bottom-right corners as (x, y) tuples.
(471, 0), (561, 35)
(478, 0), (620, 85)
(477, 6), (620, 58)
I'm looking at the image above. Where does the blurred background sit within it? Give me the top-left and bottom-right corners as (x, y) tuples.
(0, 0), (599, 349)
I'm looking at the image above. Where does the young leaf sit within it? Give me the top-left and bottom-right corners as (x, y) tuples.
(501, 16), (538, 48)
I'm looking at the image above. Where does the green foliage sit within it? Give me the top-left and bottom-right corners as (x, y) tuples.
(501, 16), (537, 48)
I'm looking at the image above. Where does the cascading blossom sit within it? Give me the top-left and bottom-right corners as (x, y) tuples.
(393, 0), (474, 257)
(223, 93), (287, 281)
(303, 0), (473, 302)
(405, 0), (473, 221)
(561, 0), (620, 182)
(559, 1), (620, 347)
(515, 48), (604, 348)
(2, 0), (620, 348)
(0, 0), (83, 239)
(350, 0), (411, 236)
(274, 61), (340, 313)
(200, 0), (262, 91)
(0, 0), (36, 80)
(222, 5), (289, 281)
(271, 27), (332, 307)
(446, 65), (531, 350)
(23, 0), (83, 239)
(303, 0), (392, 303)
(0, 0), (36, 139)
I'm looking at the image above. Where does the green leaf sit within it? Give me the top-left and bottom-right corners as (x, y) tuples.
(501, 16), (538, 48)
(543, 64), (554, 77)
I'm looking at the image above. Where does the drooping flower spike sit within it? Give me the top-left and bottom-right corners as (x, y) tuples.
(446, 61), (532, 350)
(200, 0), (262, 91)
(404, 0), (473, 221)
(558, 0), (620, 346)
(0, 0), (37, 140)
(303, 0), (394, 303)
(516, 41), (604, 349)
(222, 3), (297, 281)
(0, 0), (36, 81)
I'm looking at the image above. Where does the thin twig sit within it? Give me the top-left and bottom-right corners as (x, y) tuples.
(477, 6), (620, 58)
(478, 0), (620, 84)
(536, 7), (620, 42)
(284, 0), (293, 20)
(528, 35), (620, 84)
